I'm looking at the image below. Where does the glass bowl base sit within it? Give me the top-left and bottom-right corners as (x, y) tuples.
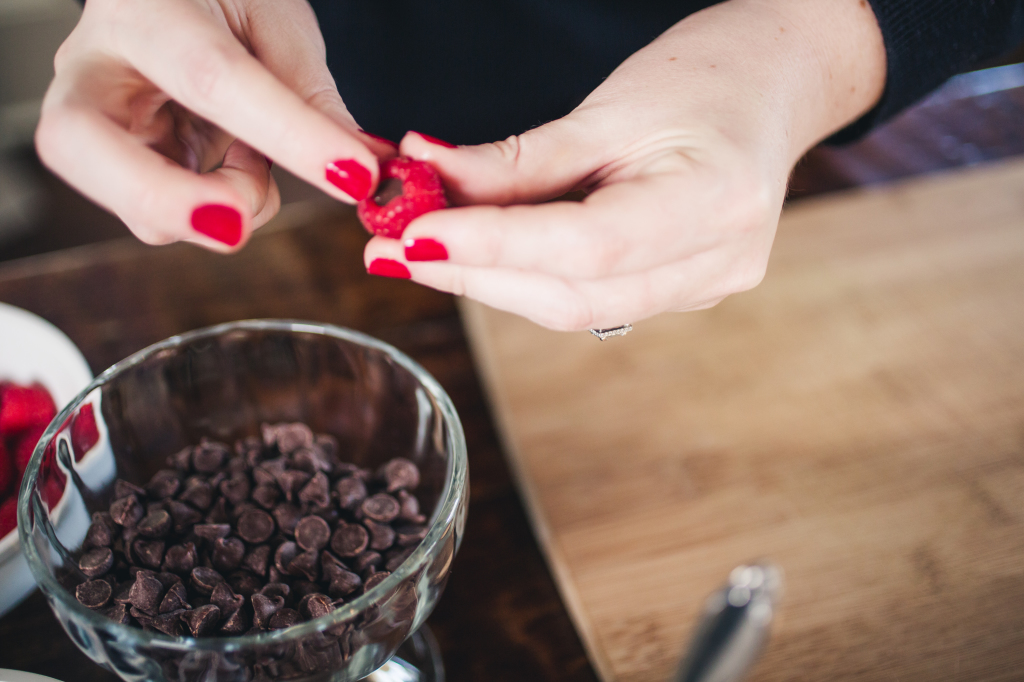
(363, 626), (444, 682)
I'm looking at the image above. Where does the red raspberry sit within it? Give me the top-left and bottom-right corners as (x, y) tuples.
(71, 403), (100, 462)
(14, 424), (47, 476)
(0, 439), (12, 496)
(0, 382), (57, 436)
(357, 158), (448, 239)
(0, 495), (15, 538)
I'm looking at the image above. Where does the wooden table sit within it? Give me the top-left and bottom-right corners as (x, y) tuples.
(0, 63), (1022, 682)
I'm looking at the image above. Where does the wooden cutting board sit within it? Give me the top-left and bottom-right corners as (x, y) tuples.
(460, 158), (1024, 682)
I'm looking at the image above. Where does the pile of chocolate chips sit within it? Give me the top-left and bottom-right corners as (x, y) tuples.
(70, 423), (429, 637)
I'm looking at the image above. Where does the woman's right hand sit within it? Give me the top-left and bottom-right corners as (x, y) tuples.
(36, 0), (390, 250)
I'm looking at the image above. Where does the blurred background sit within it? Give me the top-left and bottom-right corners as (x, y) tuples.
(0, 0), (1022, 264)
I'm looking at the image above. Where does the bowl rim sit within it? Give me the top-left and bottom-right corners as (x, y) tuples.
(18, 319), (467, 651)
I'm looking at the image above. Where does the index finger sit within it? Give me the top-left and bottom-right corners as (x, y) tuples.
(111, 0), (377, 202)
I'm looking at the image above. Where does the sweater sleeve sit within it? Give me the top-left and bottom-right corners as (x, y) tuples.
(829, 0), (1024, 143)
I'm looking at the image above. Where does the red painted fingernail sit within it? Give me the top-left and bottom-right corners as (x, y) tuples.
(326, 159), (373, 200)
(191, 204), (242, 246)
(367, 258), (411, 279)
(404, 238), (448, 261)
(411, 132), (457, 149)
(264, 156), (273, 170)
(360, 130), (398, 148)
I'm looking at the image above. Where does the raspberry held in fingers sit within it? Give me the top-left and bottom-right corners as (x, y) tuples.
(325, 159), (372, 201)
(191, 205), (242, 246)
(404, 238), (448, 261)
(367, 259), (411, 279)
(357, 158), (448, 239)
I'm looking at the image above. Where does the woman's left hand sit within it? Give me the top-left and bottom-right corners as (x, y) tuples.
(362, 0), (886, 331)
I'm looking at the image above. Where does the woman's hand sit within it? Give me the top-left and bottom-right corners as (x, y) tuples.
(36, 0), (390, 250)
(363, 0), (886, 331)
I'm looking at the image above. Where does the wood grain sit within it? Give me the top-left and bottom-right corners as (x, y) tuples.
(461, 157), (1024, 682)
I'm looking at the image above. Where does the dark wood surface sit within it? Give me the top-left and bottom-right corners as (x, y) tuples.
(0, 207), (597, 682)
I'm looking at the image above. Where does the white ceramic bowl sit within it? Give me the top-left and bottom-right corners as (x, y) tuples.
(0, 302), (97, 617)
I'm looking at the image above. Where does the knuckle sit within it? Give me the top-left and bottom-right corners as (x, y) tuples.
(34, 109), (71, 169)
(540, 292), (595, 332)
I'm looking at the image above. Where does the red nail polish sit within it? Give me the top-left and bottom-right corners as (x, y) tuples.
(404, 238), (448, 261)
(191, 204), (242, 246)
(411, 132), (457, 149)
(367, 258), (411, 279)
(325, 159), (372, 200)
(361, 131), (398, 148)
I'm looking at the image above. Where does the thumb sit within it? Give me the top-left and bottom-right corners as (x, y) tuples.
(399, 114), (613, 206)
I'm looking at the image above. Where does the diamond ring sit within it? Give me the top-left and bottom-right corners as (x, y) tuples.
(589, 324), (633, 341)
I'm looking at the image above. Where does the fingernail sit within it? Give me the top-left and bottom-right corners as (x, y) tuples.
(264, 156), (273, 170)
(411, 131), (457, 149)
(404, 238), (448, 261)
(191, 204), (242, 246)
(360, 130), (398, 148)
(367, 258), (411, 279)
(326, 159), (372, 200)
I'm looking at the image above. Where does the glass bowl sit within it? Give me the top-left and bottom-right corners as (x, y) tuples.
(18, 320), (468, 682)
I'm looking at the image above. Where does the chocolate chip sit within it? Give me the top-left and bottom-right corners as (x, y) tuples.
(159, 581), (190, 613)
(295, 516), (331, 552)
(269, 608), (300, 630)
(241, 544), (271, 577)
(167, 447), (193, 472)
(103, 603), (131, 624)
(274, 542), (299, 575)
(137, 509), (172, 538)
(79, 547), (114, 578)
(363, 520), (395, 551)
(379, 458), (420, 493)
(210, 582), (244, 617)
(76, 579), (113, 609)
(113, 580), (133, 605)
(333, 477), (367, 510)
(192, 523), (231, 542)
(84, 517), (114, 548)
(204, 496), (230, 524)
(272, 504), (302, 536)
(253, 459), (283, 487)
(212, 537), (246, 572)
(384, 547), (415, 573)
(328, 570), (362, 599)
(129, 574), (164, 615)
(351, 551), (382, 574)
(259, 582), (291, 601)
(152, 609), (186, 636)
(220, 605), (251, 634)
(251, 484), (280, 510)
(166, 500), (203, 532)
(291, 447), (330, 474)
(114, 479), (146, 500)
(132, 539), (165, 569)
(110, 495), (143, 527)
(191, 567), (225, 595)
(330, 523), (369, 558)
(178, 478), (214, 510)
(184, 604), (222, 636)
(145, 470), (182, 499)
(301, 593), (333, 620)
(396, 490), (426, 524)
(276, 469), (310, 502)
(251, 593), (284, 629)
(288, 549), (320, 582)
(237, 509), (275, 544)
(156, 571), (182, 589)
(394, 523), (428, 547)
(363, 572), (390, 592)
(162, 542), (198, 574)
(219, 472), (251, 505)
(298, 472), (330, 510)
(263, 422), (313, 454)
(193, 441), (228, 473)
(360, 493), (400, 523)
